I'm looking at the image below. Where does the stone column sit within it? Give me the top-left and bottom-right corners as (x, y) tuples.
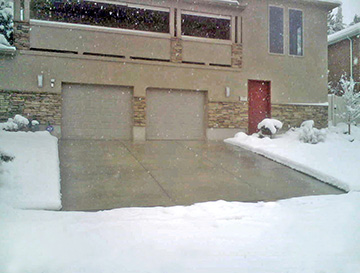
(13, 0), (31, 50)
(170, 38), (182, 63)
(231, 43), (243, 68)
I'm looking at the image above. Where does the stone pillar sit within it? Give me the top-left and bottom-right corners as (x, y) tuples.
(13, 21), (31, 50)
(170, 38), (182, 63)
(133, 96), (146, 141)
(133, 97), (146, 127)
(231, 43), (243, 68)
(13, 0), (31, 50)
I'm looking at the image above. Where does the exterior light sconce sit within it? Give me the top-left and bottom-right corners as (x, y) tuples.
(37, 75), (43, 88)
(225, 87), (230, 97)
(50, 79), (55, 88)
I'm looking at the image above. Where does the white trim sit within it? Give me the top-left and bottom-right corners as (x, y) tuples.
(268, 5), (285, 55)
(180, 10), (232, 41)
(85, 0), (170, 12)
(328, 23), (360, 45)
(182, 35), (232, 45)
(30, 19), (171, 39)
(285, 102), (329, 106)
(181, 10), (231, 20)
(288, 8), (304, 57)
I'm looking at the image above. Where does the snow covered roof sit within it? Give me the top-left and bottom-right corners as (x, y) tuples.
(184, 0), (340, 10)
(328, 23), (360, 45)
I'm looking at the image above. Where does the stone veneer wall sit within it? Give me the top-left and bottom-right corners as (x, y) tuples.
(208, 101), (248, 129)
(13, 21), (30, 50)
(272, 104), (328, 129)
(133, 97), (146, 127)
(0, 91), (61, 125)
(231, 44), (242, 68)
(207, 102), (328, 131)
(170, 38), (182, 63)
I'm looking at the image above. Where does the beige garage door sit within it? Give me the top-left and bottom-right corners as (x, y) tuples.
(62, 84), (133, 140)
(147, 89), (206, 140)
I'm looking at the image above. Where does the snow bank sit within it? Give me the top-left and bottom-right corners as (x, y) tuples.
(0, 193), (358, 273)
(225, 124), (360, 191)
(0, 131), (61, 210)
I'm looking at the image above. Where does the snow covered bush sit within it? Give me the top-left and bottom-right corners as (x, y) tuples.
(329, 75), (360, 135)
(257, 118), (283, 138)
(0, 0), (13, 46)
(0, 114), (30, 131)
(0, 150), (14, 163)
(298, 120), (326, 144)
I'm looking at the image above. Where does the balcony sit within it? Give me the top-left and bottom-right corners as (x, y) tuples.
(14, 0), (244, 68)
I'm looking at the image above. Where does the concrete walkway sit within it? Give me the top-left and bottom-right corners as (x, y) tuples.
(60, 140), (343, 211)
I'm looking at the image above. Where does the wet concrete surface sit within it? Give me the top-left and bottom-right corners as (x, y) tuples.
(59, 140), (344, 211)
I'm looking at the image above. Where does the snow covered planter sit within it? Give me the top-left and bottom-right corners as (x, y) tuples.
(257, 118), (283, 138)
(297, 120), (326, 144)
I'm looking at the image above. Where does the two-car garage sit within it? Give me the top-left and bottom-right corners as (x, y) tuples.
(61, 84), (206, 140)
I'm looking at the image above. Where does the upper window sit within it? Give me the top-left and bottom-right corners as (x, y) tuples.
(181, 11), (231, 40)
(30, 0), (170, 33)
(289, 9), (303, 56)
(269, 6), (284, 54)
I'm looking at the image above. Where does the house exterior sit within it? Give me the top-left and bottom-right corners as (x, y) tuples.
(328, 22), (360, 90)
(328, 22), (360, 126)
(0, 0), (338, 140)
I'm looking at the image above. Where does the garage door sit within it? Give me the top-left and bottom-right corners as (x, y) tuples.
(147, 89), (206, 140)
(62, 84), (133, 140)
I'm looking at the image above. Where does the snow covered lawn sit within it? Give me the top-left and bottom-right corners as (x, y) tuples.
(0, 131), (61, 210)
(225, 124), (360, 192)
(0, 193), (359, 273)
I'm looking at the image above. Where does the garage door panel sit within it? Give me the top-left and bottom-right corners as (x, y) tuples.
(62, 84), (133, 140)
(147, 89), (206, 140)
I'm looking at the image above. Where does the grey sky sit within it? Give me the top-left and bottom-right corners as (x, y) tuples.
(340, 0), (360, 24)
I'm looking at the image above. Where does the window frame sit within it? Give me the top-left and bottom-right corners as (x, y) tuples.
(30, 0), (171, 35)
(288, 8), (304, 57)
(268, 5), (285, 55)
(180, 10), (233, 42)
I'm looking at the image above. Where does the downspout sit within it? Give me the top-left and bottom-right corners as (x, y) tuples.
(346, 37), (353, 134)
(346, 36), (353, 79)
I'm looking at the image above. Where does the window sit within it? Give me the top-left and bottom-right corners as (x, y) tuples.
(30, 0), (170, 33)
(289, 9), (303, 56)
(269, 6), (284, 54)
(181, 12), (231, 40)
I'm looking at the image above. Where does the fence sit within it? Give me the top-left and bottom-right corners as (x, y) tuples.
(328, 94), (360, 126)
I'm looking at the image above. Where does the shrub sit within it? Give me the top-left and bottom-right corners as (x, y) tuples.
(298, 120), (326, 144)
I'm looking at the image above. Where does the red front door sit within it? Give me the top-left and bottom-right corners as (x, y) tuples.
(248, 80), (271, 134)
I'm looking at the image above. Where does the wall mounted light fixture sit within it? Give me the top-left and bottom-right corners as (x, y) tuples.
(225, 87), (230, 97)
(37, 75), (43, 88)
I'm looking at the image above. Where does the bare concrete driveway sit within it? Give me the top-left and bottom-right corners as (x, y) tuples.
(60, 140), (343, 211)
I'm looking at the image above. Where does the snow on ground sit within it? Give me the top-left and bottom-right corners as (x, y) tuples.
(0, 193), (359, 273)
(225, 123), (360, 192)
(0, 131), (61, 210)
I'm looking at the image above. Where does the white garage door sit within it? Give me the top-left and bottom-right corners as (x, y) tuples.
(147, 89), (206, 140)
(62, 84), (133, 140)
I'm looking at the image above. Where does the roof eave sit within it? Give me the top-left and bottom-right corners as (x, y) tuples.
(182, 0), (247, 10)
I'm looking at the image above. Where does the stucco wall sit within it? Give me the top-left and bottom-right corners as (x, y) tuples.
(0, 0), (332, 136)
(1, 0), (330, 104)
